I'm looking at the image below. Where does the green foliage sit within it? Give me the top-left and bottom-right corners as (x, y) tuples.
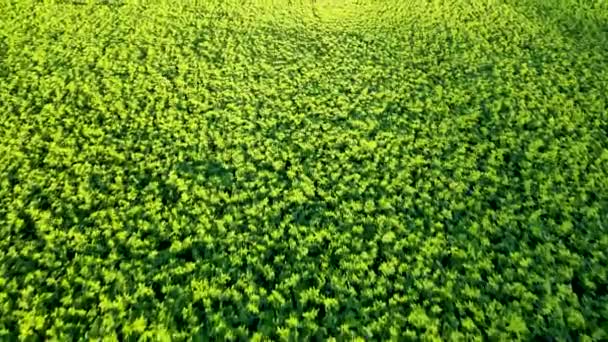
(1, 0), (607, 340)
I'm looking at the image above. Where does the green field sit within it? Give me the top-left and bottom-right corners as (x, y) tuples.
(1, 0), (607, 340)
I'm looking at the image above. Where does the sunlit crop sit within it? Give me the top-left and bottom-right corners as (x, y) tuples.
(1, 0), (607, 340)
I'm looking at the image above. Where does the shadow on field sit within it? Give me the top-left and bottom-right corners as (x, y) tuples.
(0, 36), (7, 77)
(508, 0), (608, 48)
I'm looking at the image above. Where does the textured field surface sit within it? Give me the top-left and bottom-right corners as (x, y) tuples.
(1, 0), (607, 340)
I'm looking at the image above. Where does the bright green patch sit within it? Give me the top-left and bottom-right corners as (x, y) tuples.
(1, 0), (607, 340)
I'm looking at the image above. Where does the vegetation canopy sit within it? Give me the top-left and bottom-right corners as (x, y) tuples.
(0, 0), (607, 340)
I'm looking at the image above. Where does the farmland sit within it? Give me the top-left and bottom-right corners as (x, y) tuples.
(0, 0), (607, 340)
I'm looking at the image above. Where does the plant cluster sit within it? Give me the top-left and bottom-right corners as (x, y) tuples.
(0, 0), (607, 340)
